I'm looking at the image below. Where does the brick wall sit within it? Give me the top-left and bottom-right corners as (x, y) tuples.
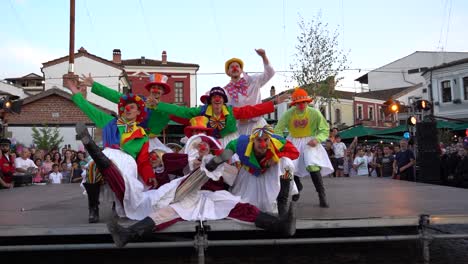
(7, 95), (98, 125)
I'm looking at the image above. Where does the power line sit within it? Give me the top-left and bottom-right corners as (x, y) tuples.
(138, 0), (158, 57)
(83, 0), (102, 52)
(444, 0), (452, 51)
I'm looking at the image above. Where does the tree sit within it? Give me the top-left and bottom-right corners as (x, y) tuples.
(290, 13), (350, 107)
(31, 125), (64, 151)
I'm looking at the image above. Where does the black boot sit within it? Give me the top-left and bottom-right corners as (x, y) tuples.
(277, 179), (290, 217)
(76, 123), (111, 169)
(83, 182), (100, 223)
(107, 217), (155, 248)
(292, 176), (303, 202)
(254, 201), (296, 237)
(310, 171), (329, 208)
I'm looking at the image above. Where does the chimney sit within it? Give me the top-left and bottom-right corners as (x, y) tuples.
(141, 56), (146, 65)
(162, 51), (167, 65)
(270, 86), (276, 97)
(112, 49), (121, 64)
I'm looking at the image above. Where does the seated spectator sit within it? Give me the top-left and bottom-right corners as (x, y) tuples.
(0, 138), (15, 189)
(49, 164), (63, 184)
(14, 148), (38, 175)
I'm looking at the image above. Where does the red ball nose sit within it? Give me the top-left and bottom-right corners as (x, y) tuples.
(125, 105), (132, 112)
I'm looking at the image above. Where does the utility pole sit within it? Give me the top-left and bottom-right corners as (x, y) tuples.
(62, 0), (78, 86)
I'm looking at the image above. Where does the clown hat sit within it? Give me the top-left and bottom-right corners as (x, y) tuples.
(207, 87), (228, 104)
(118, 93), (147, 123)
(144, 73), (171, 94)
(290, 87), (313, 106)
(225, 58), (244, 75)
(184, 116), (214, 138)
(200, 91), (210, 105)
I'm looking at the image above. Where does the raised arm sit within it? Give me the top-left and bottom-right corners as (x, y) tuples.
(232, 101), (274, 120)
(156, 102), (202, 119)
(82, 73), (123, 104)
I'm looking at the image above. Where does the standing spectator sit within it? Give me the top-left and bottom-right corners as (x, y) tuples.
(70, 161), (83, 183)
(333, 135), (347, 177)
(0, 139), (15, 189)
(373, 147), (384, 177)
(325, 139), (336, 177)
(353, 148), (369, 176)
(393, 145), (401, 156)
(52, 152), (62, 166)
(76, 151), (88, 168)
(32, 158), (44, 183)
(63, 150), (73, 172)
(329, 127), (339, 143)
(393, 139), (416, 181)
(381, 145), (395, 178)
(49, 164), (63, 184)
(61, 162), (71, 183)
(365, 147), (376, 177)
(42, 154), (54, 176)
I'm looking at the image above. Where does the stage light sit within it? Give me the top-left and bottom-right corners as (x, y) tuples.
(407, 116), (417, 126)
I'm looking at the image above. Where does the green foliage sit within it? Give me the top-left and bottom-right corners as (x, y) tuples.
(291, 12), (350, 106)
(31, 125), (64, 151)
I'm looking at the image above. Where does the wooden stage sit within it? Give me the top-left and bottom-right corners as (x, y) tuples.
(1, 176), (468, 238)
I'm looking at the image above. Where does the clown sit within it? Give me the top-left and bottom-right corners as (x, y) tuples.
(224, 49), (275, 135)
(153, 87), (275, 147)
(79, 73), (181, 153)
(107, 131), (297, 248)
(205, 125), (300, 215)
(65, 79), (156, 222)
(274, 88), (333, 208)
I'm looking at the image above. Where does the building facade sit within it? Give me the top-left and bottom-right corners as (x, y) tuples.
(423, 58), (468, 120)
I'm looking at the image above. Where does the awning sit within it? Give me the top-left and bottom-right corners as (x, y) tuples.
(338, 125), (377, 139)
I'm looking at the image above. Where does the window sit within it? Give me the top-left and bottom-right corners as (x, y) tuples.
(174, 81), (184, 103)
(356, 105), (363, 120)
(368, 106), (374, 121)
(319, 106), (326, 118)
(463, 77), (468, 100)
(441, 80), (452, 103)
(335, 108), (341, 124)
(378, 106), (384, 121)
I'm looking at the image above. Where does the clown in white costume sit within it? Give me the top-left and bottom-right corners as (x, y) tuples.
(274, 88), (333, 208)
(206, 125), (300, 216)
(223, 49), (275, 135)
(107, 133), (298, 248)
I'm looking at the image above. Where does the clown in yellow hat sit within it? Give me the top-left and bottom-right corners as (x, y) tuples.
(223, 49), (275, 135)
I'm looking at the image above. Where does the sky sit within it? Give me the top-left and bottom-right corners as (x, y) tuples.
(1, 0), (467, 100)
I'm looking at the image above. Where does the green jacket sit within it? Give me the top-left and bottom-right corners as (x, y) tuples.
(71, 93), (148, 159)
(91, 82), (171, 136)
(274, 106), (329, 143)
(156, 102), (237, 138)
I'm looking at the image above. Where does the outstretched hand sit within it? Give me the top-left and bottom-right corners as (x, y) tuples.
(63, 78), (80, 95)
(80, 73), (94, 87)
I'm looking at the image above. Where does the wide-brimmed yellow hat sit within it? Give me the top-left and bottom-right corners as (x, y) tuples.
(225, 58), (244, 75)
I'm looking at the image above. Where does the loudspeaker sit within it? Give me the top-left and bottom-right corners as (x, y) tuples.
(417, 151), (441, 184)
(416, 121), (440, 184)
(416, 122), (438, 152)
